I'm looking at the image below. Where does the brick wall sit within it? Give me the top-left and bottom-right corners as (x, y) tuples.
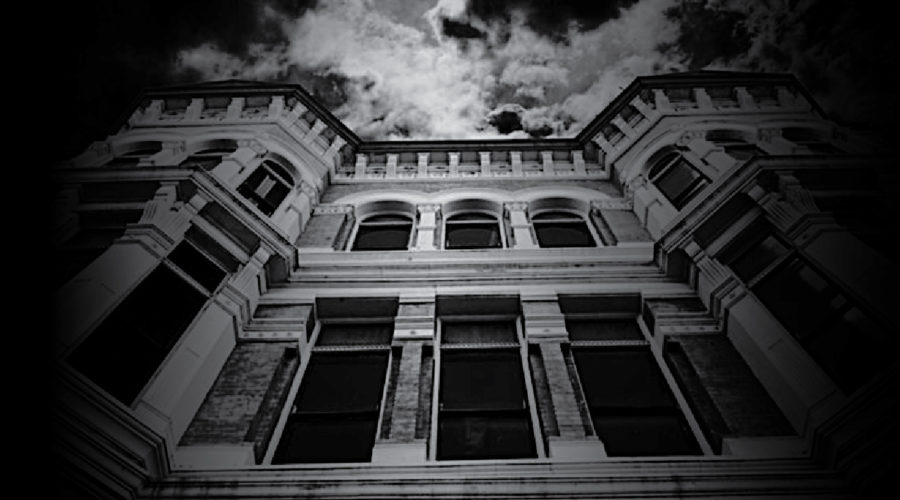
(597, 209), (652, 243)
(296, 212), (350, 249)
(665, 335), (794, 453)
(180, 342), (299, 462)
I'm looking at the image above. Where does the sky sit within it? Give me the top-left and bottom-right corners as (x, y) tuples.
(49, 0), (899, 162)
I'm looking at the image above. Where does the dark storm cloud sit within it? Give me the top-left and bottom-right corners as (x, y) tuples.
(465, 0), (640, 37)
(488, 110), (524, 133)
(50, 0), (316, 162)
(442, 18), (486, 39)
(660, 0), (900, 138)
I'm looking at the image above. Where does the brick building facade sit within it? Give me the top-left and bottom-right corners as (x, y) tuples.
(51, 71), (899, 498)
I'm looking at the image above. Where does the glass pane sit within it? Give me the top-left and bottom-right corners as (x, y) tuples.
(446, 224), (501, 248)
(262, 180), (290, 212)
(68, 266), (206, 404)
(573, 348), (674, 409)
(442, 321), (517, 344)
(752, 258), (841, 340)
(317, 323), (393, 346)
(168, 242), (226, 292)
(531, 211), (578, 221)
(438, 413), (536, 460)
(364, 214), (411, 223)
(273, 413), (378, 463)
(592, 414), (700, 456)
(441, 350), (525, 410)
(807, 307), (890, 393)
(566, 319), (643, 341)
(447, 213), (495, 221)
(655, 159), (706, 208)
(729, 234), (789, 283)
(534, 222), (595, 248)
(353, 224), (411, 250)
(295, 352), (388, 412)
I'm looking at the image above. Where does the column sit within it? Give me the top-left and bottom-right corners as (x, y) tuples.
(417, 152), (429, 177)
(413, 204), (440, 251)
(521, 292), (606, 460)
(372, 293), (435, 464)
(505, 202), (537, 249)
(677, 131), (737, 175)
(273, 180), (318, 243)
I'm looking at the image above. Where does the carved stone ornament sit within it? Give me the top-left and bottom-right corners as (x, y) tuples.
(163, 141), (186, 154)
(676, 130), (705, 146)
(237, 139), (268, 155)
(504, 201), (529, 212)
(89, 141), (112, 155)
(417, 203), (441, 213)
(313, 204), (354, 215)
(758, 128), (783, 142)
(591, 198), (631, 211)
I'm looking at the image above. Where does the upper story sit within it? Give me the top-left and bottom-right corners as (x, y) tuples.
(52, 71), (890, 288)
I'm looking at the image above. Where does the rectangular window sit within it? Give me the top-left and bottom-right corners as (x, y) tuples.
(719, 221), (892, 393)
(435, 296), (537, 460)
(67, 265), (207, 404)
(560, 296), (700, 456)
(572, 347), (700, 456)
(272, 298), (397, 463)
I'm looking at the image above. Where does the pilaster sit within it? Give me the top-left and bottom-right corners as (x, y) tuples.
(413, 204), (440, 251)
(505, 202), (538, 249)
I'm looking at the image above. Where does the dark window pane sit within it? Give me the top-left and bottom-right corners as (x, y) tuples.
(353, 224), (411, 250)
(809, 307), (891, 393)
(566, 319), (643, 341)
(446, 224), (501, 248)
(273, 414), (378, 463)
(67, 266), (206, 404)
(655, 159), (708, 208)
(729, 234), (789, 283)
(438, 413), (536, 460)
(441, 350), (525, 410)
(317, 323), (393, 346)
(592, 414), (700, 456)
(448, 213), (495, 221)
(534, 221), (595, 248)
(442, 321), (517, 344)
(294, 352), (389, 412)
(168, 242), (226, 291)
(752, 258), (841, 340)
(573, 349), (674, 408)
(262, 181), (290, 210)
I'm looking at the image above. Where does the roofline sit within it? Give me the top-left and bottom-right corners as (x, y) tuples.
(113, 71), (827, 152)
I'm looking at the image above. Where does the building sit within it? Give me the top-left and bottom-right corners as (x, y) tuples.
(50, 71), (899, 498)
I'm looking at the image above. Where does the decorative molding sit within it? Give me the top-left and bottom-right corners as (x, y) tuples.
(591, 198), (632, 211)
(416, 203), (441, 213)
(677, 130), (705, 146)
(504, 201), (529, 212)
(313, 204), (354, 215)
(163, 140), (186, 155)
(236, 139), (267, 155)
(758, 128), (783, 142)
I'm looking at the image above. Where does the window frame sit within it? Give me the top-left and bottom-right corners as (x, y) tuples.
(236, 159), (295, 217)
(442, 210), (506, 250)
(647, 149), (713, 210)
(562, 305), (709, 456)
(265, 313), (396, 464)
(530, 209), (600, 248)
(348, 211), (416, 251)
(716, 218), (892, 393)
(430, 312), (544, 461)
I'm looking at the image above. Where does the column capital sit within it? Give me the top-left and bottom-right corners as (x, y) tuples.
(504, 201), (529, 212)
(676, 130), (705, 146)
(416, 203), (441, 213)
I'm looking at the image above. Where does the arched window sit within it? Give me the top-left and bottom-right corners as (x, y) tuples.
(444, 212), (503, 249)
(648, 150), (710, 210)
(237, 159), (294, 217)
(180, 145), (237, 170)
(531, 210), (596, 248)
(352, 213), (414, 251)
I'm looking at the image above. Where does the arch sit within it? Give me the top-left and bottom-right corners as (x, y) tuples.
(109, 140), (162, 157)
(350, 200), (416, 251)
(527, 197), (598, 248)
(645, 145), (710, 210)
